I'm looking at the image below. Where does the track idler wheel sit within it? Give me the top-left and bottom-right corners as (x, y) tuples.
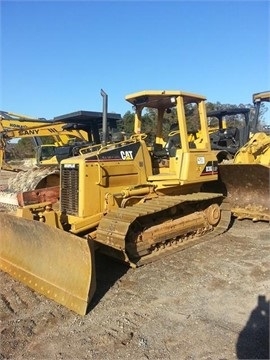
(204, 204), (221, 226)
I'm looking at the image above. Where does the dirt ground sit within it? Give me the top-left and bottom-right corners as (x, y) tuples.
(0, 171), (269, 360)
(0, 218), (269, 360)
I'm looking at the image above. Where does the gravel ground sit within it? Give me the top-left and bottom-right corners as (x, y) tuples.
(0, 218), (269, 360)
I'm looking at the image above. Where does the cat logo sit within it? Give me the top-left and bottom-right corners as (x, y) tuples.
(120, 150), (133, 160)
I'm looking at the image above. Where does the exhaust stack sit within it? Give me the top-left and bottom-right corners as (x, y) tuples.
(100, 89), (108, 146)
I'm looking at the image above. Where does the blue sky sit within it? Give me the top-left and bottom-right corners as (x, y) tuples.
(1, 1), (269, 121)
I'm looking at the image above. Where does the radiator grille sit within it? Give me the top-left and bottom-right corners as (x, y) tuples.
(60, 165), (79, 216)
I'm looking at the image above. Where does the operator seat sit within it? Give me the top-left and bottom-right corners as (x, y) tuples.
(164, 123), (181, 156)
(153, 123), (181, 158)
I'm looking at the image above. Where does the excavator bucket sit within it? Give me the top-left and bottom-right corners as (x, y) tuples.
(0, 212), (96, 315)
(219, 163), (270, 221)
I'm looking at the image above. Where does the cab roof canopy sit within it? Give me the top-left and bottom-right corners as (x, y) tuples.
(253, 91), (270, 103)
(125, 90), (206, 109)
(53, 110), (121, 128)
(207, 108), (250, 118)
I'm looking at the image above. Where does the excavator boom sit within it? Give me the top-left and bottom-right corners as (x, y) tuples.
(0, 108), (122, 195)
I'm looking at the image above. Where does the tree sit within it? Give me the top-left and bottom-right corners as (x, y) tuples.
(11, 136), (55, 159)
(121, 111), (135, 136)
(121, 101), (256, 142)
(12, 138), (35, 158)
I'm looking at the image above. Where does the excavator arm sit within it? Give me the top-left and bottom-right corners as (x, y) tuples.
(0, 117), (90, 171)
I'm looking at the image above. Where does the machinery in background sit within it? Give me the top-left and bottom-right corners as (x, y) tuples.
(1, 105), (122, 192)
(0, 114), (90, 171)
(218, 91), (270, 221)
(207, 108), (251, 162)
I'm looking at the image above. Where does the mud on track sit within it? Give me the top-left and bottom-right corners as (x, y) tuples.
(0, 218), (269, 360)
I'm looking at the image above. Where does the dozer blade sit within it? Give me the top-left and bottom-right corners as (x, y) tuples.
(0, 212), (96, 315)
(219, 164), (270, 221)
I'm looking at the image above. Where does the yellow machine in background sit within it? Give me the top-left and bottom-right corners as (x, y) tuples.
(0, 89), (231, 315)
(1, 111), (90, 150)
(0, 115), (89, 164)
(218, 91), (270, 221)
(1, 106), (122, 192)
(182, 107), (252, 163)
(0, 114), (90, 191)
(206, 108), (251, 162)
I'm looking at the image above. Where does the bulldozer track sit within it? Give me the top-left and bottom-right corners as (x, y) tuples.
(96, 193), (232, 266)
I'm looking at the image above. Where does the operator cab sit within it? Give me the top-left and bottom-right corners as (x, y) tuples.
(207, 108), (251, 160)
(125, 90), (216, 183)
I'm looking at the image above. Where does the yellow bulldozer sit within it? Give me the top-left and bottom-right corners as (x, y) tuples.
(0, 89), (232, 315)
(218, 91), (270, 221)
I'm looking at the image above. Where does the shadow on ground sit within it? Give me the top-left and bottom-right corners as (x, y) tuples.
(236, 295), (269, 360)
(87, 251), (129, 313)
